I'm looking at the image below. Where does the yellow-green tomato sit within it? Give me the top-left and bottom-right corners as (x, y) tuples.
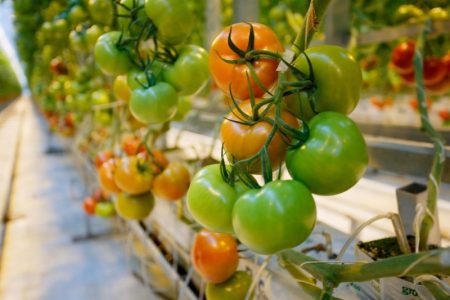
(206, 271), (253, 300)
(115, 192), (155, 220)
(232, 180), (316, 255)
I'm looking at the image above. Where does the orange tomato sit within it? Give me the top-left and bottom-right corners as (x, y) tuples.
(94, 149), (114, 169)
(220, 100), (299, 173)
(152, 162), (190, 201)
(209, 22), (283, 100)
(191, 230), (239, 284)
(98, 158), (122, 193)
(114, 154), (154, 195)
(122, 134), (146, 156)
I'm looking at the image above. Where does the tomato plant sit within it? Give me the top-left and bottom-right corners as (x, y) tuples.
(163, 45), (209, 96)
(209, 22), (283, 100)
(191, 230), (238, 283)
(221, 100), (298, 173)
(152, 162), (190, 201)
(286, 112), (368, 196)
(187, 164), (248, 233)
(286, 45), (362, 119)
(114, 155), (154, 195)
(115, 192), (154, 220)
(206, 271), (253, 300)
(129, 82), (178, 124)
(232, 180), (316, 254)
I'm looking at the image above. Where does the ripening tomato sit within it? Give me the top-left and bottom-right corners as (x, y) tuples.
(83, 196), (97, 215)
(115, 192), (154, 220)
(114, 155), (154, 195)
(98, 158), (122, 193)
(423, 57), (448, 87)
(191, 230), (239, 283)
(286, 112), (368, 196)
(121, 134), (146, 156)
(95, 150), (114, 169)
(206, 271), (253, 300)
(221, 100), (298, 173)
(152, 162), (190, 201)
(113, 75), (132, 102)
(209, 22), (283, 100)
(391, 41), (415, 75)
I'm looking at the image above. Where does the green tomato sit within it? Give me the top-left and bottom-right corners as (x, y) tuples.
(118, 0), (148, 35)
(116, 192), (155, 220)
(94, 110), (112, 125)
(172, 96), (191, 121)
(94, 32), (132, 76)
(88, 0), (114, 26)
(75, 93), (91, 112)
(86, 25), (104, 48)
(129, 82), (178, 124)
(163, 45), (209, 96)
(91, 89), (110, 105)
(232, 180), (316, 255)
(145, 0), (194, 45)
(126, 68), (148, 90)
(68, 5), (88, 25)
(286, 45), (362, 120)
(95, 201), (116, 217)
(206, 271), (253, 300)
(69, 29), (89, 52)
(286, 112), (368, 196)
(187, 164), (248, 234)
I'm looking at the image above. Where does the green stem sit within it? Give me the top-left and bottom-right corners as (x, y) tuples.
(279, 248), (450, 289)
(414, 19), (446, 251)
(292, 0), (332, 55)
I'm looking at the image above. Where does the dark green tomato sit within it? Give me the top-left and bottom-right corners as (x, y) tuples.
(206, 271), (253, 300)
(115, 192), (155, 220)
(94, 32), (132, 76)
(187, 164), (248, 234)
(117, 0), (148, 35)
(286, 45), (362, 120)
(232, 180), (316, 255)
(163, 45), (209, 96)
(145, 0), (194, 45)
(95, 201), (116, 217)
(88, 0), (114, 26)
(286, 112), (368, 196)
(129, 82), (178, 124)
(68, 5), (88, 25)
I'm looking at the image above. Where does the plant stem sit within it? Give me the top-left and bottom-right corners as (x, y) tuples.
(414, 19), (446, 251)
(279, 248), (450, 288)
(292, 0), (332, 55)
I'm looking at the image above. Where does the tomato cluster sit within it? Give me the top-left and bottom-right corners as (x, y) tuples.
(188, 22), (368, 256)
(82, 189), (116, 218)
(391, 40), (450, 94)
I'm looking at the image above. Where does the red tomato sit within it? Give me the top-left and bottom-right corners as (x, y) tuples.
(83, 197), (97, 215)
(191, 230), (239, 284)
(438, 110), (450, 121)
(391, 41), (415, 75)
(122, 134), (146, 156)
(152, 162), (190, 201)
(423, 57), (447, 87)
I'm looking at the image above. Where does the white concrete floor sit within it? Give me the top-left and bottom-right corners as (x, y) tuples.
(0, 97), (157, 300)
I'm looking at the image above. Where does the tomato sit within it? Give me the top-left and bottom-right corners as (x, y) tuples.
(129, 82), (178, 124)
(423, 57), (447, 87)
(145, 0), (194, 45)
(91, 89), (110, 106)
(98, 158), (122, 193)
(438, 110), (450, 121)
(172, 96), (191, 121)
(94, 111), (113, 125)
(50, 57), (68, 75)
(206, 271), (253, 300)
(86, 25), (104, 48)
(95, 201), (116, 217)
(115, 192), (154, 220)
(287, 45), (362, 119)
(88, 0), (114, 26)
(209, 22), (283, 100)
(127, 68), (148, 90)
(163, 45), (209, 96)
(391, 41), (415, 75)
(83, 197), (97, 215)
(121, 134), (146, 156)
(370, 96), (393, 110)
(286, 112), (368, 196)
(191, 230), (238, 283)
(114, 155), (154, 195)
(232, 180), (316, 254)
(69, 29), (89, 53)
(221, 101), (298, 173)
(399, 70), (416, 86)
(95, 150), (114, 169)
(152, 162), (190, 201)
(113, 75), (132, 102)
(94, 32), (132, 76)
(187, 164), (248, 233)
(68, 5), (88, 25)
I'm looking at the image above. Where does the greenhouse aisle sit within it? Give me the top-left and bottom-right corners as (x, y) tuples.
(0, 97), (157, 300)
